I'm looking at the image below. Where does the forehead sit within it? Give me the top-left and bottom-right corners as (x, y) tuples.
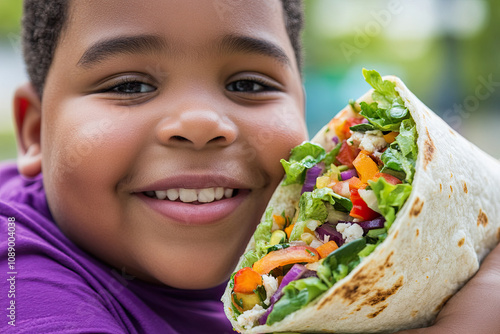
(58, 0), (294, 68)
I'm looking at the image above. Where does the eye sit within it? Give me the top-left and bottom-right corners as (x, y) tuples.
(106, 80), (156, 94)
(226, 79), (278, 93)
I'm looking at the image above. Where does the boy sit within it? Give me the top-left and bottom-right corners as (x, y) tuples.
(1, 0), (499, 333)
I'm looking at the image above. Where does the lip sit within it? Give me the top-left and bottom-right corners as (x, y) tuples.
(136, 189), (250, 225)
(132, 174), (253, 225)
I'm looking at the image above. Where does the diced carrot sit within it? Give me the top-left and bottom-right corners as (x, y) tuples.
(348, 176), (367, 190)
(284, 223), (295, 239)
(316, 241), (339, 258)
(353, 150), (380, 183)
(372, 172), (402, 185)
(252, 246), (320, 275)
(233, 267), (263, 294)
(383, 132), (398, 144)
(273, 215), (286, 229)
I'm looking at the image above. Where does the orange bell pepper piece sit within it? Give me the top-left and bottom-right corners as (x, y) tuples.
(233, 267), (263, 294)
(353, 150), (379, 183)
(383, 132), (398, 144)
(316, 240), (339, 259)
(284, 223), (295, 239)
(273, 215), (286, 229)
(348, 176), (367, 190)
(252, 246), (319, 275)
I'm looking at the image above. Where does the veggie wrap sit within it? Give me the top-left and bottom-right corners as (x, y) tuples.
(221, 69), (500, 333)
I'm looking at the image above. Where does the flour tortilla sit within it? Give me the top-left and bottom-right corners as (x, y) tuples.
(222, 75), (500, 333)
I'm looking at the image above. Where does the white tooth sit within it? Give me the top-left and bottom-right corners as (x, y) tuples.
(215, 187), (224, 200)
(179, 188), (197, 202)
(155, 190), (168, 200)
(224, 188), (233, 198)
(166, 189), (179, 201)
(198, 188), (215, 203)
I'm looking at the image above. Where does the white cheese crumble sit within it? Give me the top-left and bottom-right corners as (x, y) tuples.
(336, 223), (364, 243)
(237, 305), (266, 329)
(262, 274), (279, 306)
(349, 130), (387, 153)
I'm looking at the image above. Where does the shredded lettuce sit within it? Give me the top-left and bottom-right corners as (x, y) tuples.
(281, 142), (326, 186)
(290, 188), (352, 241)
(369, 177), (413, 229)
(266, 277), (328, 325)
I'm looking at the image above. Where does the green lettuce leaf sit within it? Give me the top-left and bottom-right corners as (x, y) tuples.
(369, 177), (413, 229)
(290, 188), (352, 241)
(266, 277), (328, 325)
(359, 69), (410, 132)
(253, 208), (273, 258)
(280, 142), (326, 185)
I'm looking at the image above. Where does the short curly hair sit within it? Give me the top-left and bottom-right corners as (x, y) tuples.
(22, 0), (304, 98)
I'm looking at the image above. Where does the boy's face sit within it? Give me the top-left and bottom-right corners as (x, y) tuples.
(40, 0), (306, 289)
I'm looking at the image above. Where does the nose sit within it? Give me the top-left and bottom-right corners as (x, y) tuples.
(156, 109), (238, 150)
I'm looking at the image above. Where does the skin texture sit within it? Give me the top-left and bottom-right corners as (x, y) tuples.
(14, 0), (307, 290)
(12, 0), (500, 330)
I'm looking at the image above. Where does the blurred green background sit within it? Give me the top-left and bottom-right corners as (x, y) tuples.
(0, 0), (499, 161)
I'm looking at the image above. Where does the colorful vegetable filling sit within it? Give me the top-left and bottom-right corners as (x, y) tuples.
(229, 69), (418, 329)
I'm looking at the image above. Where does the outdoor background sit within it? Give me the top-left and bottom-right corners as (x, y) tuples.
(0, 0), (499, 161)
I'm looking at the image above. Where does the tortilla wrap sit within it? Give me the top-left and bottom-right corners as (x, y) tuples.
(222, 75), (500, 333)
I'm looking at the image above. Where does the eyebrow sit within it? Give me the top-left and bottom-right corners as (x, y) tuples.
(77, 34), (167, 68)
(217, 34), (291, 67)
(77, 33), (291, 69)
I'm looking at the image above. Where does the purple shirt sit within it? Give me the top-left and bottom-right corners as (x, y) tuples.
(0, 162), (235, 333)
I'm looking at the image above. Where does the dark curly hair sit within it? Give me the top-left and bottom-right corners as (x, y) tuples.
(22, 0), (304, 98)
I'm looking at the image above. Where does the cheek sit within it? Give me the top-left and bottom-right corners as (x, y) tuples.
(247, 105), (308, 182)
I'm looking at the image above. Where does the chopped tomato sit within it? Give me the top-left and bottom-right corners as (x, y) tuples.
(252, 246), (319, 275)
(341, 117), (366, 140)
(353, 150), (380, 183)
(372, 172), (402, 185)
(331, 180), (351, 198)
(233, 267), (263, 294)
(350, 188), (380, 220)
(336, 141), (360, 168)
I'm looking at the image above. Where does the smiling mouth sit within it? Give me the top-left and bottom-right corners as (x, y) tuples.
(143, 187), (239, 204)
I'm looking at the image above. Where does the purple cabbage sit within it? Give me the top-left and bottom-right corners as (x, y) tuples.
(258, 264), (312, 325)
(340, 168), (358, 181)
(338, 216), (385, 234)
(315, 222), (344, 247)
(301, 165), (323, 194)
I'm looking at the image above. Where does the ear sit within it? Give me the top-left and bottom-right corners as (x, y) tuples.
(13, 82), (42, 178)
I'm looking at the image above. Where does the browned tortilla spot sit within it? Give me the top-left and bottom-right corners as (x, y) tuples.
(434, 295), (453, 313)
(449, 129), (456, 136)
(411, 310), (418, 317)
(416, 229), (420, 237)
(477, 209), (488, 227)
(363, 276), (404, 308)
(393, 230), (399, 239)
(439, 184), (442, 192)
(450, 185), (453, 193)
(458, 238), (465, 247)
(410, 197), (424, 217)
(462, 181), (468, 193)
(450, 172), (453, 178)
(367, 304), (388, 318)
(423, 128), (435, 170)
